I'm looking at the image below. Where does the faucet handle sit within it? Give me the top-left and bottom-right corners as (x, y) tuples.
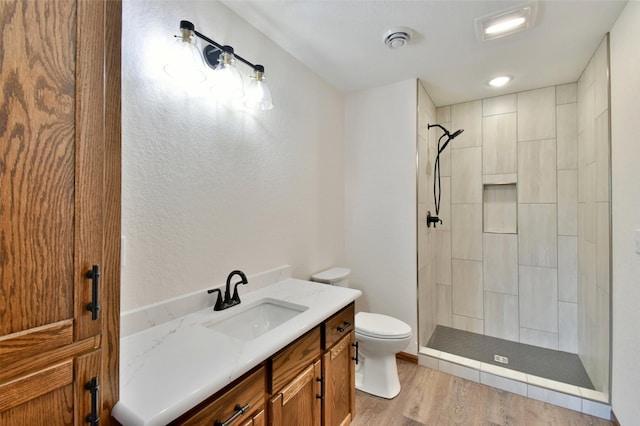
(207, 288), (226, 311)
(231, 279), (248, 304)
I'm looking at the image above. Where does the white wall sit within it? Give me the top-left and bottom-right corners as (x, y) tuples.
(121, 0), (345, 311)
(345, 79), (419, 355)
(610, 2), (640, 423)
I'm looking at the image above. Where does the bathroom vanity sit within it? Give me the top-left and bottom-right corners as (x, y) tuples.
(112, 279), (361, 426)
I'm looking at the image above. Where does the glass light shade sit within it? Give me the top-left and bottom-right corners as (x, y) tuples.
(211, 51), (244, 99)
(244, 74), (273, 110)
(164, 30), (206, 84)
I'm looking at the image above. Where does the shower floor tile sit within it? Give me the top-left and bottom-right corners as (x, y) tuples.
(426, 325), (594, 389)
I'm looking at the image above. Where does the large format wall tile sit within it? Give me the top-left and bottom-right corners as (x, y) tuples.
(517, 87), (556, 141)
(484, 291), (519, 341)
(520, 328), (559, 350)
(519, 265), (558, 333)
(596, 202), (610, 293)
(518, 204), (558, 267)
(436, 284), (452, 327)
(556, 83), (578, 105)
(436, 106), (450, 123)
(557, 103), (578, 170)
(452, 203), (483, 261)
(558, 169), (578, 236)
(483, 94), (517, 116)
(483, 113), (517, 175)
(452, 259), (483, 319)
(595, 111), (610, 203)
(451, 100), (482, 148)
(594, 37), (609, 117)
(452, 147), (482, 204)
(518, 139), (557, 203)
(559, 302), (578, 353)
(452, 315), (484, 334)
(436, 230), (452, 285)
(558, 236), (578, 303)
(483, 233), (518, 295)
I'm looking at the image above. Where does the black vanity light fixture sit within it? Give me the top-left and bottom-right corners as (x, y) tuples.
(166, 20), (273, 110)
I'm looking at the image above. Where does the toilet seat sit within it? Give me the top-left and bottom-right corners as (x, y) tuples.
(355, 312), (412, 339)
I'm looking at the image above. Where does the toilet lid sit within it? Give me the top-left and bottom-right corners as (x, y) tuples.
(355, 312), (412, 339)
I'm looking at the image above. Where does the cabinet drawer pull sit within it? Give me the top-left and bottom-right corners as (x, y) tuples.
(337, 321), (352, 332)
(352, 342), (359, 364)
(85, 377), (99, 425)
(85, 264), (101, 320)
(214, 403), (250, 426)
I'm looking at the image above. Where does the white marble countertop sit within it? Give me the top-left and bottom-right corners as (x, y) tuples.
(111, 279), (362, 426)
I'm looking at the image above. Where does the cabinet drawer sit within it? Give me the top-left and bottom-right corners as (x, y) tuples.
(270, 327), (321, 394)
(324, 303), (355, 349)
(175, 366), (265, 426)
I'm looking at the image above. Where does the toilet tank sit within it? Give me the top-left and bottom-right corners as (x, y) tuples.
(310, 267), (351, 287)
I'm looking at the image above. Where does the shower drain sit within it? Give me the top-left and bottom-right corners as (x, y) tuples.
(494, 354), (509, 364)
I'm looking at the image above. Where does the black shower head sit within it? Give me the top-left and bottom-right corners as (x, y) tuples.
(450, 129), (464, 139)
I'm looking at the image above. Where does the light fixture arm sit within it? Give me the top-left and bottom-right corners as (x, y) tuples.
(181, 20), (263, 72)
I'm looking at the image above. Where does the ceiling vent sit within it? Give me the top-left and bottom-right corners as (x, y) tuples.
(383, 27), (413, 49)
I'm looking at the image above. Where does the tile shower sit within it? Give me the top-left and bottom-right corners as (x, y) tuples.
(417, 35), (611, 408)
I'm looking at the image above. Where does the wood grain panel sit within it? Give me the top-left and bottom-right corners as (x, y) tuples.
(0, 360), (73, 412)
(0, 0), (76, 336)
(74, 0), (105, 341)
(0, 335), (99, 383)
(0, 382), (73, 425)
(270, 360), (321, 426)
(271, 327), (321, 394)
(74, 349), (102, 425)
(0, 320), (72, 366)
(324, 333), (353, 426)
(102, 0), (123, 422)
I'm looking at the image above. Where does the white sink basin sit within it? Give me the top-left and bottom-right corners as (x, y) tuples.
(202, 298), (308, 341)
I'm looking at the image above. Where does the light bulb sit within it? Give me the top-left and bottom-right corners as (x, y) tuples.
(210, 46), (244, 99)
(245, 66), (273, 110)
(164, 23), (206, 84)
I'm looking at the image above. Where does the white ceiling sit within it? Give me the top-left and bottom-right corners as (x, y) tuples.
(221, 0), (627, 106)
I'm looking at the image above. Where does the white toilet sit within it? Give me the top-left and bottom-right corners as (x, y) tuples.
(310, 268), (412, 399)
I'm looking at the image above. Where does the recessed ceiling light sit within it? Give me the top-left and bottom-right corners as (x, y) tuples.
(485, 17), (526, 35)
(475, 2), (538, 41)
(489, 76), (511, 87)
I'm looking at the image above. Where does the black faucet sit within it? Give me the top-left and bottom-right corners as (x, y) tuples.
(207, 270), (249, 311)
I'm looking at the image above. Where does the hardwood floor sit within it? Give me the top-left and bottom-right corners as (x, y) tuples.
(352, 360), (613, 426)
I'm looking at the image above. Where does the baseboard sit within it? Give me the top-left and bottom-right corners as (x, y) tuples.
(611, 410), (620, 425)
(396, 351), (418, 364)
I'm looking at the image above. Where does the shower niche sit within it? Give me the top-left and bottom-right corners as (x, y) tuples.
(483, 182), (517, 234)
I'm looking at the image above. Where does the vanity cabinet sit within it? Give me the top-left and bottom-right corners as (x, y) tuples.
(169, 303), (356, 426)
(269, 303), (356, 426)
(322, 305), (356, 426)
(0, 0), (121, 424)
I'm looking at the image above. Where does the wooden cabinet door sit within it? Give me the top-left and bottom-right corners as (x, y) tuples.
(322, 332), (355, 426)
(0, 0), (121, 423)
(269, 360), (321, 426)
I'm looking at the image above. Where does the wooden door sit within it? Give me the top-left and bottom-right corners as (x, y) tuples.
(323, 332), (356, 426)
(269, 360), (321, 426)
(0, 0), (121, 423)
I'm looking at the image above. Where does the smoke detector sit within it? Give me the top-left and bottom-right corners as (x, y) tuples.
(383, 27), (413, 49)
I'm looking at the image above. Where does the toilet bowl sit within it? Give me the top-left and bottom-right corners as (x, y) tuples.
(310, 267), (413, 399)
(354, 312), (412, 399)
